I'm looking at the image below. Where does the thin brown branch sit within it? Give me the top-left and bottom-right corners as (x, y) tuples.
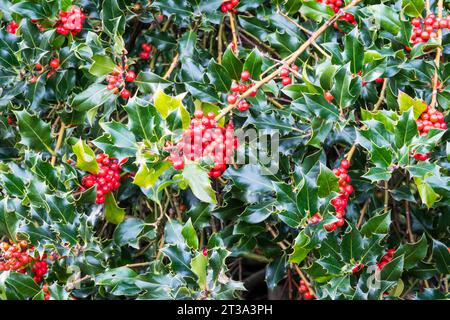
(215, 0), (362, 122)
(356, 199), (370, 229)
(429, 0), (443, 109)
(163, 53), (179, 80)
(404, 201), (414, 243)
(51, 123), (66, 166)
(228, 12), (239, 54)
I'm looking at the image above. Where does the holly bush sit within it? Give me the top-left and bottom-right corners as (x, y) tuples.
(0, 0), (449, 301)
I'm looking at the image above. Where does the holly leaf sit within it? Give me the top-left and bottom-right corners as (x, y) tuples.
(104, 192), (125, 224)
(317, 163), (339, 198)
(72, 139), (99, 174)
(182, 162), (217, 204)
(14, 110), (53, 153)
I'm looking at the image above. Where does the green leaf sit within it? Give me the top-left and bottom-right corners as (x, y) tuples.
(243, 48), (263, 80)
(113, 218), (146, 249)
(190, 252), (207, 288)
(153, 89), (190, 129)
(71, 83), (115, 113)
(207, 60), (232, 92)
(182, 163), (217, 204)
(344, 31), (364, 75)
(395, 109), (417, 149)
(398, 91), (427, 120)
(289, 231), (311, 264)
(134, 161), (171, 189)
(402, 0), (425, 17)
(360, 211), (391, 236)
(370, 143), (393, 169)
(301, 1), (333, 22)
(101, 0), (125, 37)
(413, 177), (440, 208)
(89, 55), (116, 76)
(181, 218), (199, 250)
(432, 239), (450, 274)
(363, 167), (392, 182)
(14, 110), (53, 153)
(104, 192), (125, 224)
(72, 139), (99, 174)
(135, 71), (171, 94)
(317, 163), (339, 198)
(221, 47), (243, 80)
(265, 255), (287, 289)
(394, 235), (428, 269)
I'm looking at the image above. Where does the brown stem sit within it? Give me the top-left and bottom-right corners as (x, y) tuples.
(217, 20), (224, 64)
(125, 262), (151, 268)
(356, 199), (370, 229)
(163, 53), (179, 80)
(373, 78), (388, 111)
(404, 201), (414, 243)
(228, 12), (239, 54)
(384, 180), (389, 212)
(429, 0), (443, 109)
(346, 74), (388, 162)
(277, 10), (331, 59)
(265, 223), (316, 297)
(215, 0), (362, 122)
(51, 123), (66, 166)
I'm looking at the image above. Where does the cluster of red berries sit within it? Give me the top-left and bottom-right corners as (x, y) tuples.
(220, 0), (239, 13)
(317, 0), (343, 13)
(105, 65), (135, 99)
(279, 64), (298, 87)
(0, 241), (32, 273)
(55, 6), (85, 36)
(377, 249), (396, 270)
(31, 255), (48, 283)
(411, 105), (446, 161)
(352, 262), (365, 273)
(80, 153), (122, 204)
(167, 111), (238, 178)
(0, 241), (49, 284)
(324, 159), (353, 232)
(298, 280), (315, 300)
(6, 21), (19, 34)
(139, 43), (153, 60)
(410, 14), (450, 44)
(417, 105), (447, 134)
(228, 71), (258, 112)
(308, 212), (322, 225)
(334, 12), (357, 29)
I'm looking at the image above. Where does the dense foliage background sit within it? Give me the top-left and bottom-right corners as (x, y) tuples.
(0, 0), (449, 300)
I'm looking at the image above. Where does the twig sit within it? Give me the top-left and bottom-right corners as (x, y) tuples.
(228, 12), (239, 54)
(51, 123), (66, 166)
(277, 10), (331, 59)
(356, 199), (370, 229)
(265, 223), (316, 297)
(163, 53), (179, 80)
(384, 180), (389, 212)
(218, 20), (224, 64)
(404, 201), (414, 243)
(346, 75), (387, 162)
(125, 262), (151, 268)
(373, 78), (388, 111)
(215, 0), (362, 122)
(429, 0), (443, 109)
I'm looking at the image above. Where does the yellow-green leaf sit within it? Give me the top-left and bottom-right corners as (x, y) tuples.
(104, 192), (125, 224)
(72, 139), (99, 174)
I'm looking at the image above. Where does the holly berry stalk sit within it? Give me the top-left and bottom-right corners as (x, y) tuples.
(214, 0), (363, 123)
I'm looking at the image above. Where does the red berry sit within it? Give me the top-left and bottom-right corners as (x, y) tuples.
(120, 89), (130, 99)
(227, 94), (237, 104)
(324, 91), (334, 102)
(49, 59), (59, 69)
(125, 71), (136, 82)
(240, 70), (250, 81)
